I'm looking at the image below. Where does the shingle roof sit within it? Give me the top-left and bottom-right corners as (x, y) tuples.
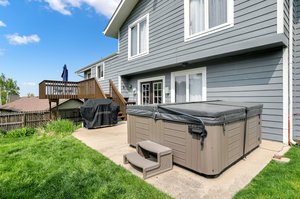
(1, 97), (73, 112)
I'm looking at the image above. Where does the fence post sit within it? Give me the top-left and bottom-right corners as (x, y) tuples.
(22, 113), (26, 128)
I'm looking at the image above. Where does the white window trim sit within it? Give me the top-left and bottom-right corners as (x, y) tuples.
(277, 0), (284, 34)
(96, 63), (105, 80)
(184, 0), (234, 42)
(128, 14), (150, 60)
(171, 67), (207, 103)
(137, 76), (165, 105)
(117, 30), (120, 53)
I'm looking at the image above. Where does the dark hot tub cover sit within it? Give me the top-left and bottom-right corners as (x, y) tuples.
(126, 101), (263, 126)
(80, 99), (119, 129)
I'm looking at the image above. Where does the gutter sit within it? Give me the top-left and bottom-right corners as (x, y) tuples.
(289, 0), (296, 145)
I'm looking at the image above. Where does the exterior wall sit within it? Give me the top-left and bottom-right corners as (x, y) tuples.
(126, 49), (284, 142)
(293, 0), (300, 139)
(95, 0), (282, 93)
(118, 0), (278, 74)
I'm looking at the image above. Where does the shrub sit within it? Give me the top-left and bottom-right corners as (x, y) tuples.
(6, 127), (37, 138)
(44, 119), (77, 135)
(0, 129), (7, 137)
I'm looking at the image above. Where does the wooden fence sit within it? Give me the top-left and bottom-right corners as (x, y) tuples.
(0, 111), (51, 131)
(0, 110), (83, 131)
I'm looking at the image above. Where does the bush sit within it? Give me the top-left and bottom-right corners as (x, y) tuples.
(44, 119), (77, 135)
(6, 127), (37, 138)
(0, 129), (7, 137)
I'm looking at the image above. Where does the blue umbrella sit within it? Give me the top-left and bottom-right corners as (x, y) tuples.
(61, 64), (68, 82)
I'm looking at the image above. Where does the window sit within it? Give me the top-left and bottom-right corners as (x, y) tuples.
(184, 0), (234, 41)
(128, 14), (149, 60)
(171, 67), (207, 103)
(97, 63), (104, 80)
(84, 70), (91, 79)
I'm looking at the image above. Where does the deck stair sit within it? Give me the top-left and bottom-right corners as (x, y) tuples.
(124, 140), (173, 179)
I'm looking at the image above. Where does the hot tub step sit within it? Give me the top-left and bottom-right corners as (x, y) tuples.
(137, 140), (172, 155)
(124, 140), (173, 179)
(124, 152), (159, 170)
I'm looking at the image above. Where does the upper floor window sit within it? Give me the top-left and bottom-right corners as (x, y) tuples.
(84, 70), (91, 79)
(184, 0), (234, 41)
(128, 14), (149, 60)
(97, 63), (104, 80)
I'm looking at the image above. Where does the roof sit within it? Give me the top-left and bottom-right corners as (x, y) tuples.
(1, 97), (82, 112)
(75, 53), (119, 74)
(104, 0), (139, 38)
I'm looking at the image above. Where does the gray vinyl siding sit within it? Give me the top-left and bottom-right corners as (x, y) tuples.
(206, 49), (283, 141)
(97, 0), (281, 96)
(293, 0), (300, 139)
(126, 49), (283, 142)
(111, 0), (279, 76)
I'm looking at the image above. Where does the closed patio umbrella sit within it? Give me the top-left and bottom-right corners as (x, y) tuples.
(61, 64), (68, 82)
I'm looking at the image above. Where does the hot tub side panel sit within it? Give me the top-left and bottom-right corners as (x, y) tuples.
(127, 115), (250, 175)
(244, 116), (262, 154)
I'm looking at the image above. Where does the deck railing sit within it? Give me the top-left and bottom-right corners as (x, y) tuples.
(109, 79), (127, 120)
(39, 78), (106, 99)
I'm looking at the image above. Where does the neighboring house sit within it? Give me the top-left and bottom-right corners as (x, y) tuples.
(1, 97), (83, 122)
(76, 0), (300, 144)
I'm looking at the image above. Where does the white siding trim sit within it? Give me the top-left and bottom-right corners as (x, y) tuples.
(117, 30), (120, 53)
(137, 76), (165, 105)
(118, 76), (122, 92)
(171, 67), (207, 103)
(289, 0), (294, 143)
(277, 0), (284, 34)
(283, 47), (289, 144)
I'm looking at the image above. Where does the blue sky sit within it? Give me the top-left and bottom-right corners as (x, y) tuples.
(0, 0), (120, 96)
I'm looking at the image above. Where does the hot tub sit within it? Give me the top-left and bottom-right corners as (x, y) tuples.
(127, 101), (262, 176)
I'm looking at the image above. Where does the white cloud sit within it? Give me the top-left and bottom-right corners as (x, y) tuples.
(41, 0), (120, 18)
(22, 82), (36, 86)
(6, 34), (41, 45)
(0, 20), (6, 27)
(0, 0), (9, 6)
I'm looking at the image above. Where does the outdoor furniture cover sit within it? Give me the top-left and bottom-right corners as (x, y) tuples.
(80, 99), (119, 129)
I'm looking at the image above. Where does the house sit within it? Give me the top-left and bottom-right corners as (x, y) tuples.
(75, 0), (299, 144)
(1, 97), (83, 123)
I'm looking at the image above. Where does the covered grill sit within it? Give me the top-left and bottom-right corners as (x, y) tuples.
(80, 99), (119, 129)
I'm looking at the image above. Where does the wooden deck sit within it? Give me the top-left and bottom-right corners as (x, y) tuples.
(39, 78), (131, 120)
(39, 78), (106, 100)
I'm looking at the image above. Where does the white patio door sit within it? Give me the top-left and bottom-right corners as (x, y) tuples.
(141, 81), (163, 105)
(171, 68), (207, 103)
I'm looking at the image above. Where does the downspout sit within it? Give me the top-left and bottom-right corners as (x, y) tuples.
(289, 0), (296, 145)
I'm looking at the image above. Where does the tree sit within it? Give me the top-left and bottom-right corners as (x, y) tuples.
(27, 93), (35, 97)
(0, 73), (20, 105)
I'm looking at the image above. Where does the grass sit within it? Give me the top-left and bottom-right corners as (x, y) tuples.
(234, 146), (300, 199)
(0, 120), (171, 199)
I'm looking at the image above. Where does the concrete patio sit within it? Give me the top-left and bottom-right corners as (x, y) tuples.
(73, 122), (290, 199)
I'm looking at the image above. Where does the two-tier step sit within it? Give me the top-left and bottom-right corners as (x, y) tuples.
(124, 140), (173, 179)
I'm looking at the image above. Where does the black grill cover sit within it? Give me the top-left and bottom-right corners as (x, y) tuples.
(80, 99), (119, 129)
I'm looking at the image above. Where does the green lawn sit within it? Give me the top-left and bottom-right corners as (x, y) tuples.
(234, 146), (300, 199)
(0, 121), (171, 199)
